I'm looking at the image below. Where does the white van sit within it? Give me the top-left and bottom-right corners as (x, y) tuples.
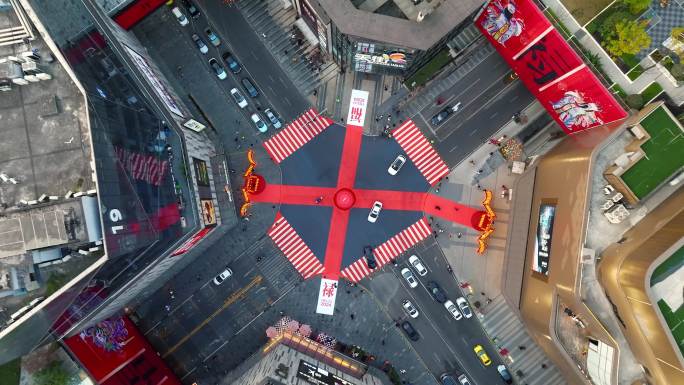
(10, 305), (31, 321)
(171, 7), (189, 26)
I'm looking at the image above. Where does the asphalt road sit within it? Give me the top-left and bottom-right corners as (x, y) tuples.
(366, 240), (505, 385)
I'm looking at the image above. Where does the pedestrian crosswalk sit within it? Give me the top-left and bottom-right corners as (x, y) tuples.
(341, 218), (432, 283)
(268, 214), (325, 279)
(263, 108), (334, 163)
(392, 120), (450, 185)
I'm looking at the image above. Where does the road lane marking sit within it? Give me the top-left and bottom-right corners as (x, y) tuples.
(162, 275), (263, 357)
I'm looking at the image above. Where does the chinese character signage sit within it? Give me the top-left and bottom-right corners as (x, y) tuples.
(297, 360), (354, 385)
(316, 278), (338, 315)
(346, 89), (368, 127)
(533, 203), (556, 276)
(475, 0), (627, 134)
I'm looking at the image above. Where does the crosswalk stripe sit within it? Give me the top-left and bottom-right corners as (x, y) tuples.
(392, 120), (449, 185)
(268, 215), (324, 279)
(263, 108), (332, 163)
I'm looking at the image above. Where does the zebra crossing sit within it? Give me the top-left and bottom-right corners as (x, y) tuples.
(341, 218), (432, 283)
(481, 296), (566, 385)
(392, 120), (450, 185)
(267, 214), (325, 279)
(263, 108), (334, 163)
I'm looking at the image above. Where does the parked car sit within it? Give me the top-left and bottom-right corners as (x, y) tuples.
(401, 268), (418, 288)
(367, 201), (383, 223)
(192, 34), (208, 54)
(444, 300), (463, 320)
(455, 297), (472, 318)
(182, 0), (200, 18)
(213, 268), (233, 285)
(230, 88), (248, 109)
(264, 108), (282, 129)
(402, 300), (419, 318)
(456, 374), (471, 385)
(241, 78), (259, 98)
(364, 245), (377, 269)
(388, 154), (406, 175)
(439, 374), (458, 385)
(222, 52), (242, 74)
(171, 7), (188, 26)
(208, 58), (226, 80)
(205, 28), (220, 46)
(426, 281), (447, 303)
(251, 113), (268, 133)
(496, 365), (513, 384)
(409, 254), (427, 276)
(473, 345), (491, 366)
(400, 321), (420, 341)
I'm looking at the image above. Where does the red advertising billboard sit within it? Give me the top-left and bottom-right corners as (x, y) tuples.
(475, 0), (627, 134)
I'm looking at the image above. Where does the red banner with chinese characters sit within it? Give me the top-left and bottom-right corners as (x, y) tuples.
(475, 0), (627, 134)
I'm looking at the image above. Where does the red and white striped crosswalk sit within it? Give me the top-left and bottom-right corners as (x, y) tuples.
(341, 217), (432, 283)
(263, 108), (334, 163)
(268, 214), (325, 279)
(392, 120), (449, 185)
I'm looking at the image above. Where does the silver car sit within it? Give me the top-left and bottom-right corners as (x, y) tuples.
(388, 154), (407, 175)
(264, 108), (282, 129)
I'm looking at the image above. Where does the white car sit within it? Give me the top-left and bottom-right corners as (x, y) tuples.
(401, 268), (418, 288)
(444, 300), (463, 320)
(213, 268), (233, 285)
(402, 300), (419, 318)
(368, 201), (383, 223)
(192, 34), (208, 54)
(171, 7), (188, 26)
(456, 297), (472, 318)
(208, 58), (227, 80)
(251, 113), (268, 133)
(230, 88), (248, 109)
(409, 255), (427, 276)
(388, 154), (407, 175)
(264, 108), (282, 129)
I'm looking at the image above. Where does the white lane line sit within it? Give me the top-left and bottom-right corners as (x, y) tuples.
(144, 293), (196, 335)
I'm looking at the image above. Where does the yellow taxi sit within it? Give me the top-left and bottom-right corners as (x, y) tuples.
(473, 344), (491, 366)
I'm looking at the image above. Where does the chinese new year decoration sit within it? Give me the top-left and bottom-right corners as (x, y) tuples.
(240, 149), (265, 217)
(476, 189), (496, 254)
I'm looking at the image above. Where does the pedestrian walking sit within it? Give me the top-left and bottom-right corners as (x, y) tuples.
(469, 159), (475, 165)
(435, 205), (441, 210)
(261, 33), (267, 38)
(400, 369), (407, 374)
(518, 345), (526, 350)
(457, 232), (462, 238)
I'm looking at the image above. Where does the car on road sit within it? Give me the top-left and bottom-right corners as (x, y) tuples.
(426, 281), (447, 303)
(208, 58), (226, 80)
(439, 373), (458, 385)
(251, 113), (268, 133)
(456, 374), (471, 385)
(241, 78), (259, 98)
(192, 34), (208, 54)
(230, 88), (247, 109)
(497, 365), (513, 384)
(213, 268), (233, 285)
(456, 297), (472, 318)
(400, 321), (420, 341)
(401, 268), (418, 288)
(367, 201), (383, 223)
(182, 0), (200, 18)
(431, 108), (451, 126)
(444, 300), (463, 320)
(171, 7), (188, 26)
(409, 255), (427, 276)
(205, 28), (220, 46)
(387, 154), (406, 175)
(473, 344), (492, 366)
(363, 245), (377, 270)
(222, 52), (242, 74)
(402, 300), (419, 318)
(264, 108), (282, 129)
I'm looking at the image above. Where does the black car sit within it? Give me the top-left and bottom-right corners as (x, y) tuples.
(426, 281), (447, 303)
(241, 78), (258, 98)
(222, 52), (242, 74)
(363, 246), (377, 269)
(497, 365), (513, 384)
(439, 374), (458, 385)
(400, 321), (420, 341)
(431, 108), (451, 125)
(182, 0), (200, 18)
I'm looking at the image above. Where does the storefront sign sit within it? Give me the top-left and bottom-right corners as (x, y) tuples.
(183, 119), (206, 132)
(354, 52), (407, 69)
(346, 89), (368, 127)
(315, 278), (338, 315)
(533, 203), (556, 276)
(201, 199), (216, 226)
(171, 226), (212, 256)
(297, 360), (353, 385)
(193, 158), (210, 187)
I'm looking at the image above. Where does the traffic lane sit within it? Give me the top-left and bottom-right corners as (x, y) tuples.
(197, 0), (310, 122)
(435, 82), (534, 165)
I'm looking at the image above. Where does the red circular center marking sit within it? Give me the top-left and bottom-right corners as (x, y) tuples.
(334, 188), (356, 210)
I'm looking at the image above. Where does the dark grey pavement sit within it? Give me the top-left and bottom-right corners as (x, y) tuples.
(354, 135), (429, 192)
(280, 123), (345, 187)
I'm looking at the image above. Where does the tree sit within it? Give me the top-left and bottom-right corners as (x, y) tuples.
(671, 63), (684, 81)
(598, 10), (632, 38)
(34, 362), (71, 385)
(625, 94), (644, 110)
(605, 20), (651, 57)
(623, 0), (651, 14)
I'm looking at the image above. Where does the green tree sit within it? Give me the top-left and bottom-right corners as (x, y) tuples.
(625, 94), (644, 110)
(623, 0), (651, 14)
(34, 362), (71, 385)
(598, 10), (632, 38)
(605, 20), (651, 57)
